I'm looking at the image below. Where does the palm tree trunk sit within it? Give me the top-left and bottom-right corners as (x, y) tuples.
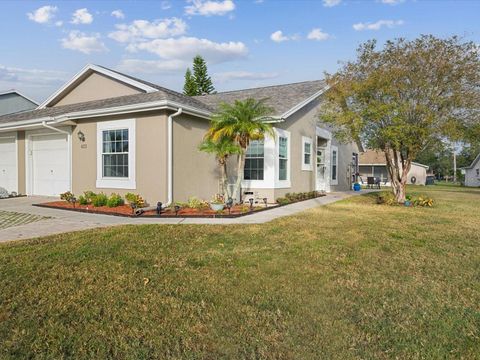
(232, 152), (246, 203)
(220, 159), (230, 199)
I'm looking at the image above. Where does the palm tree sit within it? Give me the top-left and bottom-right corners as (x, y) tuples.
(206, 98), (274, 201)
(199, 137), (241, 198)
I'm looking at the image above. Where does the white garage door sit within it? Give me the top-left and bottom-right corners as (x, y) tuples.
(31, 133), (70, 196)
(0, 137), (17, 193)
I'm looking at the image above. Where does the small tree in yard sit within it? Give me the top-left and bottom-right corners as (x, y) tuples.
(199, 137), (241, 199)
(183, 68), (198, 96)
(207, 98), (274, 202)
(321, 35), (480, 203)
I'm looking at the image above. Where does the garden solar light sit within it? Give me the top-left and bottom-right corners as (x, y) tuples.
(156, 202), (162, 215)
(263, 198), (268, 207)
(174, 205), (181, 216)
(249, 198), (254, 210)
(226, 197), (233, 214)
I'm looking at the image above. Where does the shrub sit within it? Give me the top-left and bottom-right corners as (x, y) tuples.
(276, 197), (290, 205)
(107, 193), (124, 208)
(187, 197), (208, 209)
(78, 195), (88, 205)
(125, 193), (145, 208)
(60, 191), (75, 202)
(83, 191), (96, 204)
(413, 195), (434, 207)
(92, 193), (108, 207)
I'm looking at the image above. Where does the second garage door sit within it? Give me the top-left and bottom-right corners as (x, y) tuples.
(0, 136), (17, 193)
(31, 133), (70, 196)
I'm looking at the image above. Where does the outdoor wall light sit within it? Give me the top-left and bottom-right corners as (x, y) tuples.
(77, 131), (86, 142)
(156, 202), (162, 215)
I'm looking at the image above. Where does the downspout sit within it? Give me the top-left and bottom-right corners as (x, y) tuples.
(164, 107), (183, 208)
(134, 108), (183, 216)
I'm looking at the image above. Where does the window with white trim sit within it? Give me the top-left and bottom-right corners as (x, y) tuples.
(244, 140), (264, 180)
(331, 145), (338, 185)
(279, 136), (288, 181)
(102, 129), (129, 178)
(96, 119), (136, 189)
(301, 136), (312, 171)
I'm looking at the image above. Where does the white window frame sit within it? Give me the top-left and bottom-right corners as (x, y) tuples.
(301, 136), (313, 171)
(275, 128), (291, 188)
(331, 145), (338, 185)
(96, 119), (136, 189)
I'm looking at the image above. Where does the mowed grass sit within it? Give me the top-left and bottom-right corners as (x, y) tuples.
(0, 186), (479, 359)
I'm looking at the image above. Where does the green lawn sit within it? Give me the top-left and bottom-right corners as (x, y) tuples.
(1, 185), (479, 359)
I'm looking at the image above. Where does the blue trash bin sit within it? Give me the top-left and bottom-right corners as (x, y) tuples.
(353, 183), (361, 191)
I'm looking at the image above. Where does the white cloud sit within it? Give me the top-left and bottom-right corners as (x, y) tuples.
(61, 31), (107, 54)
(380, 0), (405, 4)
(161, 1), (172, 10)
(117, 59), (188, 73)
(108, 18), (187, 43)
(111, 10), (125, 19)
(307, 28), (330, 41)
(185, 0), (235, 16)
(353, 19), (404, 31)
(126, 36), (248, 64)
(270, 30), (298, 43)
(214, 71), (279, 82)
(322, 0), (341, 7)
(55, 20), (63, 27)
(27, 5), (58, 24)
(71, 8), (93, 24)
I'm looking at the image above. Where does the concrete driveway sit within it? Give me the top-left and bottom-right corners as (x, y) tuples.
(0, 191), (371, 242)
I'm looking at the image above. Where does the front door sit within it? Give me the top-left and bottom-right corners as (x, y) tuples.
(316, 146), (326, 191)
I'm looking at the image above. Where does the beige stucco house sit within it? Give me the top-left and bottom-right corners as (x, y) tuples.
(0, 64), (360, 205)
(359, 149), (429, 185)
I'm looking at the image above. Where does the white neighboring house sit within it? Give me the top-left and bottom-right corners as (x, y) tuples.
(461, 153), (480, 187)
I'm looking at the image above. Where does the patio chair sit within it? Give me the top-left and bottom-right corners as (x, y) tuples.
(374, 177), (381, 189)
(367, 177), (375, 189)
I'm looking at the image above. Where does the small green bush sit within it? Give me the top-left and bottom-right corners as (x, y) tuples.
(83, 191), (96, 204)
(125, 193), (145, 208)
(276, 197), (290, 205)
(106, 193), (124, 208)
(78, 195), (88, 205)
(187, 197), (208, 209)
(92, 193), (108, 207)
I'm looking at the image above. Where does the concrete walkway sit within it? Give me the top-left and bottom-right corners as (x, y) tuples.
(0, 191), (373, 242)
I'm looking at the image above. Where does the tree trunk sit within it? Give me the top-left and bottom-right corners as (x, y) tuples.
(384, 149), (411, 203)
(220, 160), (231, 199)
(231, 152), (246, 203)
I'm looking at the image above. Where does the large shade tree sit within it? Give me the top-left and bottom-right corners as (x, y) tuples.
(207, 98), (274, 201)
(321, 35), (480, 202)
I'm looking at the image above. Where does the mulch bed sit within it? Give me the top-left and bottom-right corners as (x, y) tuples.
(34, 193), (327, 218)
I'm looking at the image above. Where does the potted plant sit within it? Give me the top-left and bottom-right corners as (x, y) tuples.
(210, 194), (225, 211)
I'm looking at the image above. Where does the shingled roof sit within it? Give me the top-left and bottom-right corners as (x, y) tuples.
(194, 80), (327, 116)
(0, 65), (328, 127)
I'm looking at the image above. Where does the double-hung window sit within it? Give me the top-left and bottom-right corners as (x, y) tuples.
(96, 119), (136, 189)
(244, 140), (264, 180)
(102, 129), (129, 178)
(331, 145), (338, 185)
(279, 136), (288, 181)
(301, 136), (313, 171)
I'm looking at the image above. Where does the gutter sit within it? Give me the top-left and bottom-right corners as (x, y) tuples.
(41, 121), (70, 135)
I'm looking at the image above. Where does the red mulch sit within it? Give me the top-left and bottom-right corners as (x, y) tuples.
(37, 201), (271, 217)
(41, 201), (136, 215)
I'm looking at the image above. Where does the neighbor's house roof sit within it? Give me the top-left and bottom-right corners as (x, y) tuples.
(0, 64), (330, 131)
(195, 80), (328, 118)
(360, 149), (429, 169)
(0, 89), (38, 106)
(461, 153), (480, 170)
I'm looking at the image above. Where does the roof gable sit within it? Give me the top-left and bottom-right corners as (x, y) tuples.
(38, 64), (159, 108)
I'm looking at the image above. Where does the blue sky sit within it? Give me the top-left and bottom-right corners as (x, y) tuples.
(0, 0), (479, 102)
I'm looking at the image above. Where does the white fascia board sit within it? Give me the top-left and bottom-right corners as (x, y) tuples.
(411, 162), (430, 169)
(0, 100), (212, 131)
(281, 85), (330, 119)
(38, 64), (159, 109)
